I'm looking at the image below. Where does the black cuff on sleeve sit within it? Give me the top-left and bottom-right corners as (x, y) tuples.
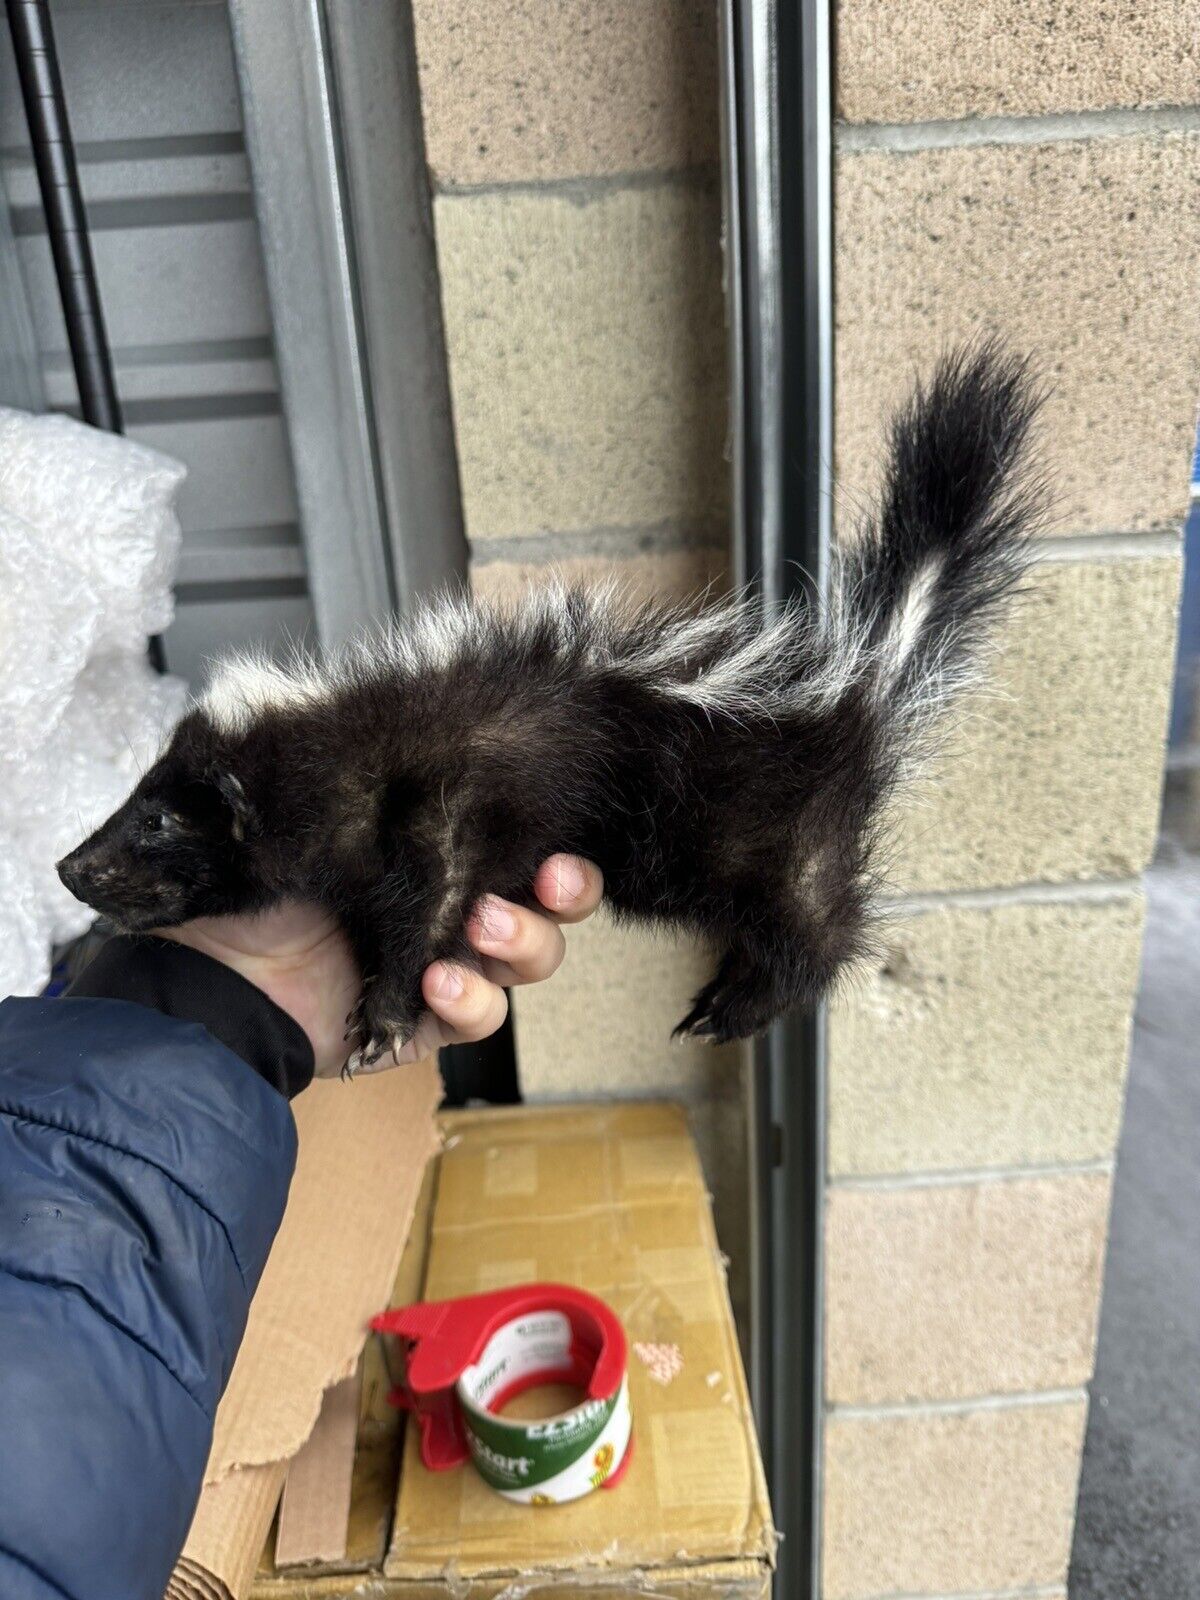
(67, 935), (315, 1099)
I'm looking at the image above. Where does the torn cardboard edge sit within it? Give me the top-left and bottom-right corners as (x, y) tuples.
(206, 1061), (443, 1484)
(168, 1059), (443, 1599)
(261, 1154), (443, 1583)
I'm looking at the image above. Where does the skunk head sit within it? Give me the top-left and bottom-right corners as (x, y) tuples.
(57, 710), (268, 931)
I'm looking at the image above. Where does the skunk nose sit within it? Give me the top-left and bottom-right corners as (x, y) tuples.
(57, 857), (87, 899)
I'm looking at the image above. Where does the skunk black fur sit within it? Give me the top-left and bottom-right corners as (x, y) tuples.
(58, 343), (1043, 1067)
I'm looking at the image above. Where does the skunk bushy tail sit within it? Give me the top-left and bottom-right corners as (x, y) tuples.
(660, 338), (1045, 1036)
(835, 337), (1043, 758)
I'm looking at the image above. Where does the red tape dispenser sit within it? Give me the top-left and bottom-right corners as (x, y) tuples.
(372, 1284), (633, 1505)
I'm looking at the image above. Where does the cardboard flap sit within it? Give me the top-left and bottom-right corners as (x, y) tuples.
(207, 1061), (443, 1483)
(167, 1466), (286, 1600)
(168, 1059), (442, 1599)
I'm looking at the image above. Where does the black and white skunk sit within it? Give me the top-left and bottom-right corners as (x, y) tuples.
(58, 343), (1043, 1067)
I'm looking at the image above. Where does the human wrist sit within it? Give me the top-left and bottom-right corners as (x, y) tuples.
(67, 933), (315, 1098)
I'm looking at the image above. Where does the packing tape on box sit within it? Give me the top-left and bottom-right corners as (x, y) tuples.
(372, 1283), (633, 1505)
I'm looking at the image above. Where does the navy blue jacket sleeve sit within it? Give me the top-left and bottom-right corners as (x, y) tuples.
(0, 992), (299, 1600)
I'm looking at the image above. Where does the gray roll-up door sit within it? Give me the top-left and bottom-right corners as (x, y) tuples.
(1, 0), (313, 684)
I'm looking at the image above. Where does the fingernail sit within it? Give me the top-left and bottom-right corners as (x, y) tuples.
(472, 895), (516, 945)
(553, 856), (586, 907)
(432, 963), (464, 1000)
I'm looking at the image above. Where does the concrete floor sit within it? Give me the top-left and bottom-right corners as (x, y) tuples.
(1069, 822), (1200, 1598)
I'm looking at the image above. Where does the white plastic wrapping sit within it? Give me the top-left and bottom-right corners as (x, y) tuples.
(0, 408), (190, 997)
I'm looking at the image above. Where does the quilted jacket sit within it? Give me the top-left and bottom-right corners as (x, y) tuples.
(0, 937), (311, 1599)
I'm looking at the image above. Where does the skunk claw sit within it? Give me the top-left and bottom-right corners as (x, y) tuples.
(359, 1035), (389, 1068)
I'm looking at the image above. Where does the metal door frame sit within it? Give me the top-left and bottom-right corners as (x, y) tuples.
(0, 119), (42, 414)
(719, 0), (833, 1594)
(228, 0), (468, 645)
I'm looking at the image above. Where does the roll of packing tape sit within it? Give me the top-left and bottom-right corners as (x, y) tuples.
(456, 1308), (633, 1502)
(372, 1284), (633, 1505)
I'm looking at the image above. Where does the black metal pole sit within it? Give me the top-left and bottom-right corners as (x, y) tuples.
(6, 0), (167, 673)
(6, 0), (120, 431)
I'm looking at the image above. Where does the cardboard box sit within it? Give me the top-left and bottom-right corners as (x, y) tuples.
(251, 1102), (775, 1600)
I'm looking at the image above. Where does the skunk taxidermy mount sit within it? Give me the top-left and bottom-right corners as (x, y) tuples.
(59, 342), (1044, 1071)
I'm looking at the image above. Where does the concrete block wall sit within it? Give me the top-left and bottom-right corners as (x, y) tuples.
(407, 0), (747, 1279)
(824, 6), (1196, 1597)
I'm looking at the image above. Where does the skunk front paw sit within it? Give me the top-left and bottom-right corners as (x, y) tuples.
(341, 979), (421, 1078)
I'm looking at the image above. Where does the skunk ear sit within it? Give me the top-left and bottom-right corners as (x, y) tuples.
(212, 769), (259, 842)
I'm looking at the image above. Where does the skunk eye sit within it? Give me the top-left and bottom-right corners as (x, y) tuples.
(141, 811), (169, 835)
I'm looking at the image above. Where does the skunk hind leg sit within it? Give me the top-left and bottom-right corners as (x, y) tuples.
(341, 889), (439, 1074)
(673, 913), (854, 1043)
(672, 938), (814, 1043)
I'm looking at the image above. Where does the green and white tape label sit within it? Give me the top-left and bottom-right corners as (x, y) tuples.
(456, 1310), (632, 1505)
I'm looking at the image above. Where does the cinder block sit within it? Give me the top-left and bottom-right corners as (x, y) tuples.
(512, 911), (741, 1103)
(823, 1399), (1086, 1598)
(890, 554), (1181, 891)
(826, 1172), (1111, 1404)
(434, 179), (727, 541)
(836, 0), (1199, 123)
(836, 133), (1200, 536)
(470, 537), (728, 608)
(828, 890), (1144, 1176)
(412, 0), (719, 187)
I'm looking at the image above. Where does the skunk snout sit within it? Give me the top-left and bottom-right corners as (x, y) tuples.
(57, 836), (192, 930)
(56, 856), (86, 901)
(56, 847), (110, 908)
(57, 842), (136, 912)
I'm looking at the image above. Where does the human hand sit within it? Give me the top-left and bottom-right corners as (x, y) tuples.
(155, 855), (603, 1079)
